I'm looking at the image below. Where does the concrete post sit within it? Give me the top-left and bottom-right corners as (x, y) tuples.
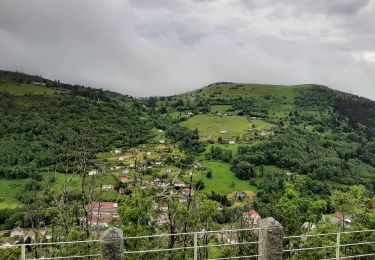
(102, 227), (124, 260)
(258, 217), (283, 260)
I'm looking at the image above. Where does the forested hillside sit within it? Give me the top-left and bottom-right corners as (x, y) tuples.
(0, 73), (374, 259)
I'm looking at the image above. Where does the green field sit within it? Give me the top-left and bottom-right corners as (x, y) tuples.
(0, 179), (24, 209)
(0, 83), (61, 95)
(0, 172), (121, 209)
(181, 115), (251, 139)
(194, 161), (257, 195)
(211, 105), (233, 113)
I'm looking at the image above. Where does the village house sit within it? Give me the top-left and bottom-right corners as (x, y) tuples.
(164, 168), (173, 174)
(151, 179), (170, 188)
(169, 189), (178, 196)
(157, 129), (164, 133)
(155, 161), (163, 166)
(146, 151), (152, 156)
(228, 140), (236, 145)
(87, 202), (121, 228)
(119, 175), (133, 184)
(101, 184), (114, 191)
(159, 139), (165, 144)
(10, 227), (36, 241)
(89, 214), (113, 228)
(173, 179), (186, 188)
(88, 202), (119, 216)
(157, 214), (169, 225)
(186, 111), (194, 116)
(243, 210), (261, 228)
(326, 212), (352, 228)
(88, 169), (98, 176)
(122, 169), (129, 174)
(235, 191), (247, 199)
(219, 129), (228, 134)
(118, 157), (124, 161)
(302, 222), (317, 232)
(179, 197), (188, 203)
(114, 149), (121, 154)
(181, 188), (193, 197)
(115, 165), (123, 170)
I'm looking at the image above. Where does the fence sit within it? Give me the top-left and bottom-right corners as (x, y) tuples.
(1, 217), (374, 260)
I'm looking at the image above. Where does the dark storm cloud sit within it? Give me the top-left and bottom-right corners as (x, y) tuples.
(0, 0), (374, 98)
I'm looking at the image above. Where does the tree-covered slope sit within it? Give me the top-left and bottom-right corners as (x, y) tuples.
(0, 70), (152, 177)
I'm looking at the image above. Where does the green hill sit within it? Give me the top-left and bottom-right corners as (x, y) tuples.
(0, 72), (374, 239)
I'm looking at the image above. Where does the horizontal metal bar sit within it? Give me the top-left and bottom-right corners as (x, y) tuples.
(199, 241), (259, 248)
(0, 239), (102, 248)
(284, 233), (338, 239)
(196, 228), (261, 235)
(340, 241), (375, 247)
(283, 245), (336, 252)
(323, 253), (375, 260)
(208, 255), (260, 260)
(284, 229), (375, 239)
(340, 229), (375, 235)
(124, 246), (194, 254)
(26, 253), (101, 260)
(124, 232), (192, 239)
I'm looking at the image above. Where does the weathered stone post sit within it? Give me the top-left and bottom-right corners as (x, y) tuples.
(258, 217), (283, 260)
(102, 227), (124, 260)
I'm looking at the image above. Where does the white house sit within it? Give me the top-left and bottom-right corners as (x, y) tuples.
(88, 169), (98, 176)
(102, 184), (114, 191)
(164, 168), (173, 174)
(228, 140), (236, 144)
(159, 140), (165, 144)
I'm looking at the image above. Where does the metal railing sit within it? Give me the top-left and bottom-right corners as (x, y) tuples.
(1, 227), (374, 259)
(0, 228), (260, 260)
(283, 229), (375, 260)
(122, 228), (260, 260)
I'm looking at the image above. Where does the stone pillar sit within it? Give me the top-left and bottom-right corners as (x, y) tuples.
(258, 217), (283, 260)
(102, 227), (124, 260)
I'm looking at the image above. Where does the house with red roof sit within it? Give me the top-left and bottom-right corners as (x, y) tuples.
(243, 209), (261, 228)
(87, 201), (121, 227)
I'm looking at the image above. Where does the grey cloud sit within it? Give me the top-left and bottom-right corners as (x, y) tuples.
(0, 0), (375, 99)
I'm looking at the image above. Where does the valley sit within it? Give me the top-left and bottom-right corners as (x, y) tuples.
(0, 71), (374, 259)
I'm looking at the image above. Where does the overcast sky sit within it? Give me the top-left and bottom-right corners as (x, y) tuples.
(0, 0), (375, 98)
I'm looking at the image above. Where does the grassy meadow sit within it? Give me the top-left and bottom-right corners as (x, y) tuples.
(194, 161), (257, 195)
(181, 115), (251, 139)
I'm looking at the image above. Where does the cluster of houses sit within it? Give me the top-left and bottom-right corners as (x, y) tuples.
(87, 201), (121, 228)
